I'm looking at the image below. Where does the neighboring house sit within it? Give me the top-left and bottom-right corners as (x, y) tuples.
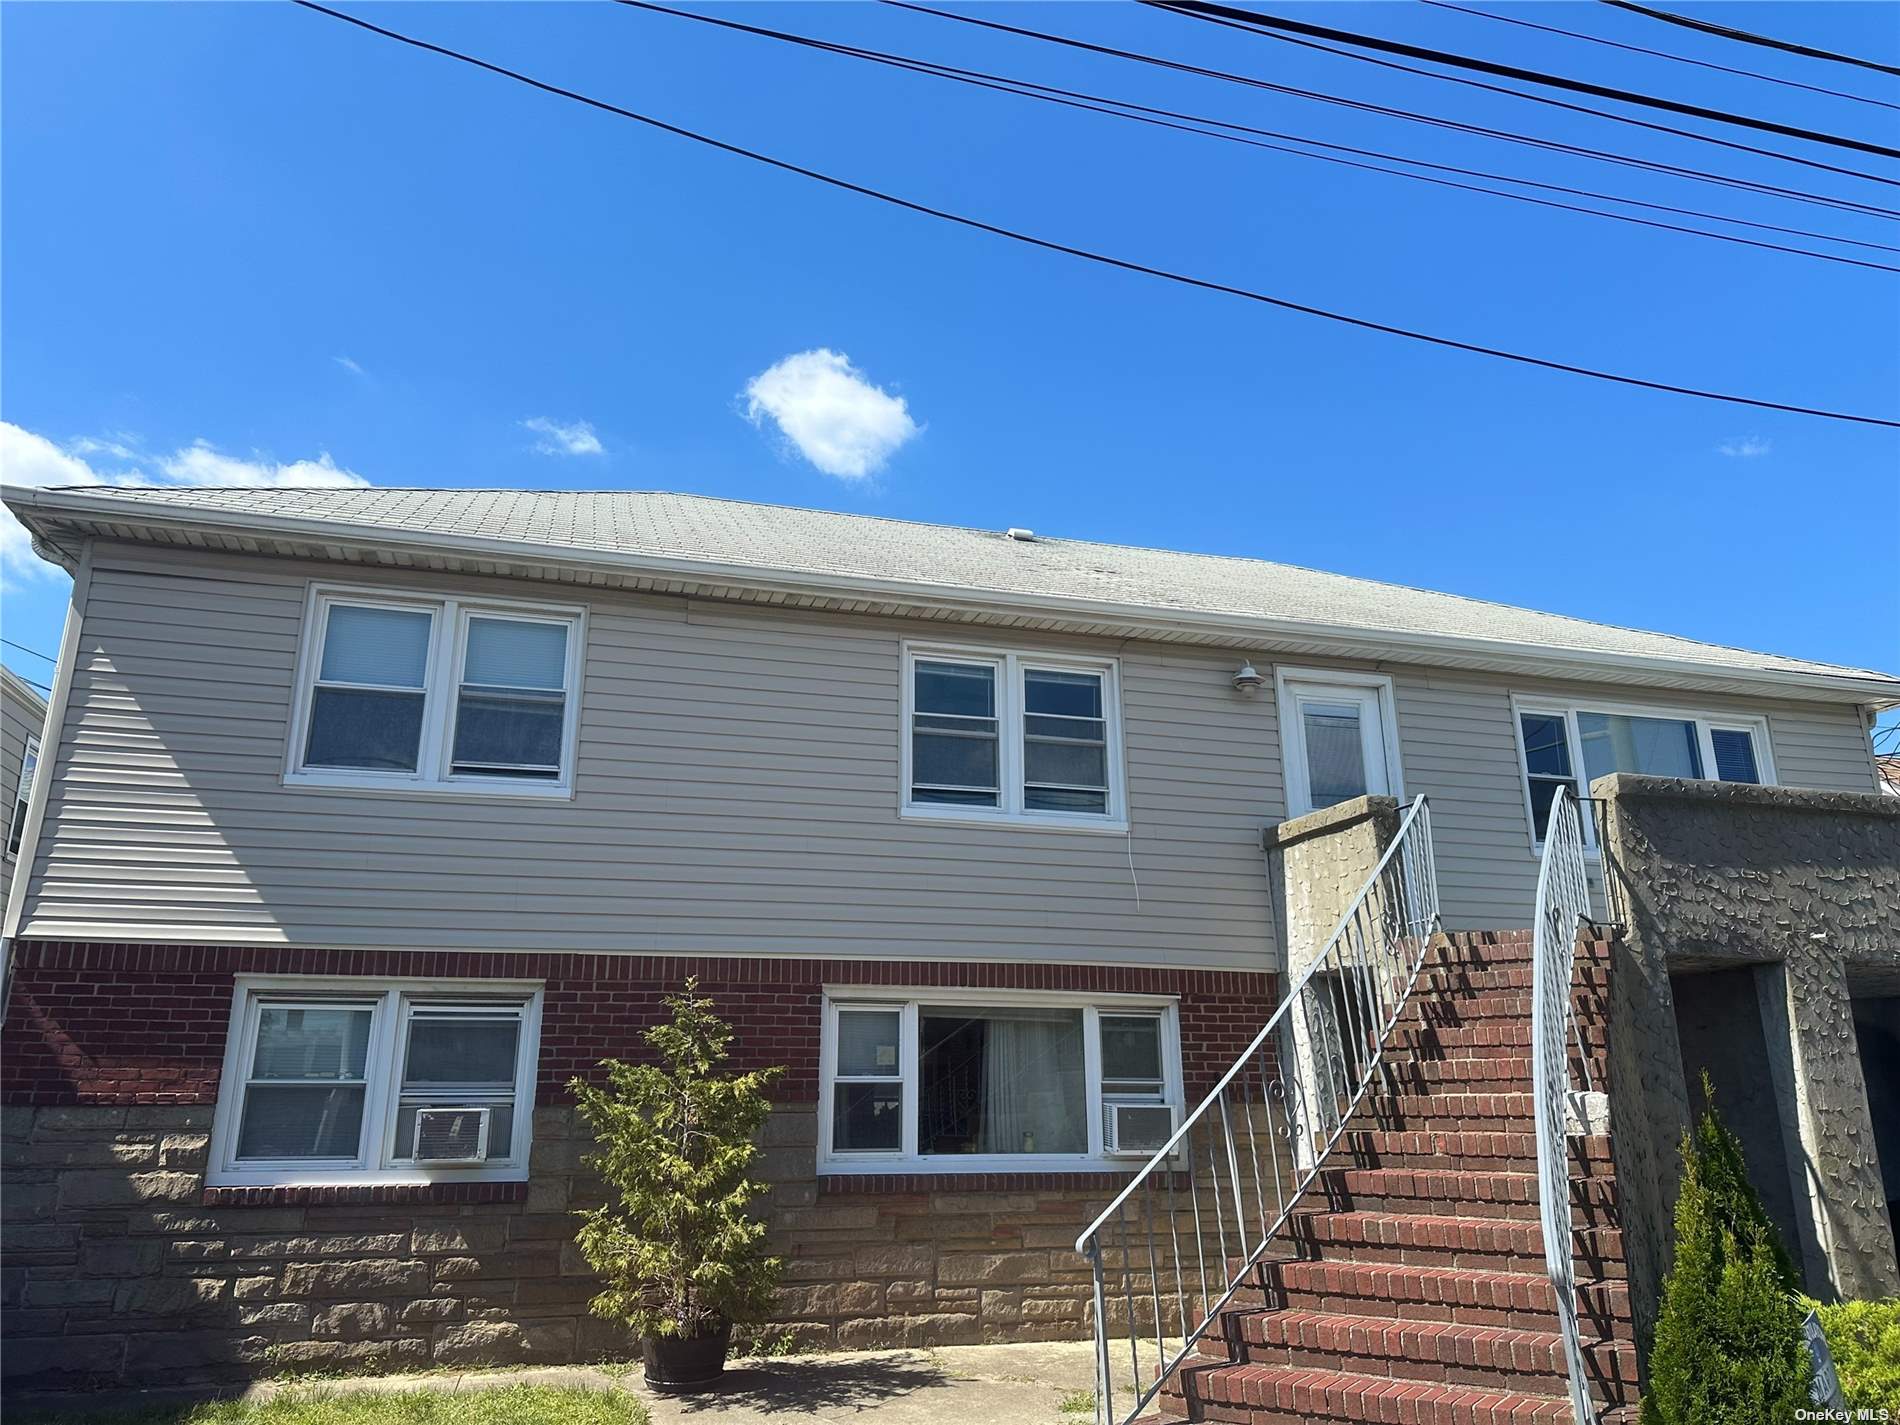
(0, 484), (1894, 1414)
(1879, 751), (1900, 795)
(1, 664), (48, 914)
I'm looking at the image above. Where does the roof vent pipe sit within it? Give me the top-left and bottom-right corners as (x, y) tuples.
(1005, 527), (1036, 542)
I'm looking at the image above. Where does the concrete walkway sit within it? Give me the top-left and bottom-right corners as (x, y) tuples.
(237, 1341), (1138, 1424)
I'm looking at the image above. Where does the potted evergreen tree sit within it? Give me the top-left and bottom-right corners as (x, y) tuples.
(570, 980), (784, 1393)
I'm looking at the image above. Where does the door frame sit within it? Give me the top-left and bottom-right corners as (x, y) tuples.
(1274, 666), (1405, 819)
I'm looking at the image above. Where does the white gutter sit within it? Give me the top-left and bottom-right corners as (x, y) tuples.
(5, 483), (1896, 705)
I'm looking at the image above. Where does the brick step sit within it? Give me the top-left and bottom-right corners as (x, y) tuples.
(1200, 1307), (1639, 1405)
(1230, 1258), (1633, 1340)
(1310, 1167), (1621, 1228)
(1337, 1128), (1615, 1175)
(1162, 1361), (1589, 1424)
(1421, 936), (1612, 971)
(1413, 964), (1609, 999)
(1271, 1210), (1625, 1279)
(1391, 1021), (1539, 1054)
(1352, 1091), (1536, 1133)
(1368, 1056), (1603, 1102)
(1400, 991), (1608, 1026)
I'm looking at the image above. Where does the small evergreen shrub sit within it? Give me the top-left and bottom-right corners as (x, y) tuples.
(1810, 1297), (1900, 1414)
(569, 979), (784, 1341)
(1640, 1075), (1813, 1425)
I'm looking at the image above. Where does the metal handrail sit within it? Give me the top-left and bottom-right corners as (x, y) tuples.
(1075, 797), (1442, 1425)
(1531, 786), (1597, 1425)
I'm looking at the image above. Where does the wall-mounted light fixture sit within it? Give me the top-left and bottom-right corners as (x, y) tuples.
(1231, 662), (1265, 696)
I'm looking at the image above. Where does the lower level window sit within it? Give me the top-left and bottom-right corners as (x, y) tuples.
(820, 992), (1180, 1172)
(209, 977), (543, 1187)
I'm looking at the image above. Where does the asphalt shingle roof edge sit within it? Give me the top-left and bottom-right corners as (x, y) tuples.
(5, 483), (1895, 701)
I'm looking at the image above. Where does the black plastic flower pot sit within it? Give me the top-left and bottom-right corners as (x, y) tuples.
(640, 1321), (732, 1393)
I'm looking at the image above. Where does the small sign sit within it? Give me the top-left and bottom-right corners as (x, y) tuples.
(875, 1044), (897, 1069)
(1804, 1309), (1846, 1411)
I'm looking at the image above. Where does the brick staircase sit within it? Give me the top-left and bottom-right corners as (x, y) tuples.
(1153, 931), (1638, 1425)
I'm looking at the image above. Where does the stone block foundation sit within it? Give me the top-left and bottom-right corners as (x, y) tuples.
(1, 941), (1274, 1397)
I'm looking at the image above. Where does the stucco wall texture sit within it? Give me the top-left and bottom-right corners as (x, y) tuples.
(1596, 774), (1900, 1306)
(1263, 795), (1401, 983)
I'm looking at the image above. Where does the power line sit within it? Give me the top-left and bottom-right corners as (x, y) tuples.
(1420, 2), (1900, 115)
(619, 0), (1900, 271)
(1149, 0), (1900, 157)
(1148, 1), (1900, 187)
(293, 1), (1900, 428)
(1, 639), (56, 666)
(1602, 2), (1900, 82)
(884, 3), (1900, 224)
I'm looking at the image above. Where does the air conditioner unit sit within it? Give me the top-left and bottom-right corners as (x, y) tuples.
(1104, 1102), (1175, 1157)
(412, 1107), (491, 1165)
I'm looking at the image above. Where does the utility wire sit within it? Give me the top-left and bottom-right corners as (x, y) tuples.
(0, 640), (56, 665)
(620, 0), (1900, 270)
(1149, 1), (1900, 188)
(293, 1), (1900, 428)
(1602, 2), (1900, 81)
(1420, 1), (1900, 115)
(1150, 0), (1900, 157)
(885, 3), (1900, 224)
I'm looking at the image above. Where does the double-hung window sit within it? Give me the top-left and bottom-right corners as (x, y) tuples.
(1512, 697), (1774, 847)
(288, 586), (583, 796)
(8, 733), (39, 857)
(208, 977), (543, 1187)
(904, 645), (1124, 828)
(819, 991), (1180, 1172)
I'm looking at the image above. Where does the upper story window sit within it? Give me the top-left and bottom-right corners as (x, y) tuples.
(1512, 697), (1774, 847)
(903, 645), (1125, 830)
(207, 976), (544, 1187)
(288, 586), (583, 798)
(8, 733), (39, 858)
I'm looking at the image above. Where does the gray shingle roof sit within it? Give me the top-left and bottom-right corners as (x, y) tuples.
(13, 485), (1896, 692)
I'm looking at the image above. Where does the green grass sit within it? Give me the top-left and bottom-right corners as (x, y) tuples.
(20, 1384), (648, 1425)
(1057, 1388), (1095, 1415)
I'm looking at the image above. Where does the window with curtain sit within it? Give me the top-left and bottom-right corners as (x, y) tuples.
(821, 994), (1178, 1169)
(290, 589), (581, 794)
(1515, 703), (1771, 845)
(211, 980), (541, 1186)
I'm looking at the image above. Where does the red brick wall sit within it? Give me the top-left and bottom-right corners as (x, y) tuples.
(1, 941), (1275, 1107)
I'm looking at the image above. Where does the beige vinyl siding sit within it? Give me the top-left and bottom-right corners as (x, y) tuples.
(2, 673), (47, 909)
(15, 545), (1280, 969)
(14, 543), (1879, 957)
(1391, 667), (1878, 930)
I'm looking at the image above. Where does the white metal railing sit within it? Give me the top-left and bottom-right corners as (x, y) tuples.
(1532, 786), (1597, 1425)
(1075, 797), (1441, 1425)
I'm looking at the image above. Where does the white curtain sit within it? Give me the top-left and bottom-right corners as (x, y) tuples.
(978, 1011), (1085, 1154)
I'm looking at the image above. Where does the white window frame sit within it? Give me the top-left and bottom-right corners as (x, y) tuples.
(816, 986), (1181, 1175)
(207, 975), (544, 1188)
(1508, 693), (1778, 855)
(900, 642), (1128, 832)
(7, 733), (39, 859)
(1274, 667), (1404, 819)
(284, 582), (585, 799)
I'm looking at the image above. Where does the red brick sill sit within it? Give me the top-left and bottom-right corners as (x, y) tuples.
(200, 1181), (530, 1208)
(821, 1171), (1185, 1194)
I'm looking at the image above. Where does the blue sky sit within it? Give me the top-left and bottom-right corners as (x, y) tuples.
(2, 2), (1896, 730)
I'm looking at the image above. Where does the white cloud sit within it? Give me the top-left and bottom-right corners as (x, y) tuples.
(334, 355), (367, 378)
(1718, 436), (1771, 458)
(522, 417), (603, 457)
(0, 422), (367, 585)
(743, 348), (919, 480)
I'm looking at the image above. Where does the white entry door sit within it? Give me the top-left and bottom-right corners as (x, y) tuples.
(1278, 672), (1400, 818)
